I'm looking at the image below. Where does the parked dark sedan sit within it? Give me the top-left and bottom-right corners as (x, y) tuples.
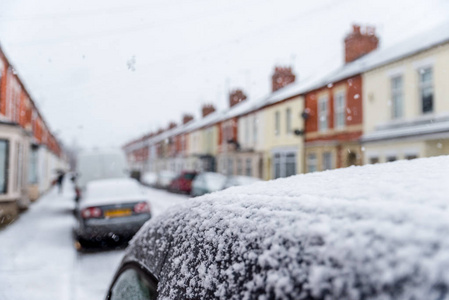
(106, 156), (449, 299)
(73, 178), (151, 249)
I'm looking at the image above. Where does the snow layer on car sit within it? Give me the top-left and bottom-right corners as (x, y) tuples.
(126, 156), (449, 300)
(81, 178), (146, 207)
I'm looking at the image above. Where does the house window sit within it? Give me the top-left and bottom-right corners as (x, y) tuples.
(275, 111), (280, 136)
(334, 91), (345, 128)
(245, 158), (252, 176)
(273, 152), (296, 178)
(274, 153), (281, 179)
(286, 108), (292, 134)
(307, 153), (317, 173)
(237, 158), (242, 175)
(206, 128), (213, 153)
(245, 117), (250, 145)
(322, 152), (332, 170)
(318, 96), (328, 131)
(0, 140), (8, 194)
(391, 76), (403, 119)
(419, 68), (433, 113)
(253, 115), (258, 144)
(285, 153), (296, 177)
(227, 158), (233, 175)
(16, 142), (23, 191)
(28, 147), (38, 184)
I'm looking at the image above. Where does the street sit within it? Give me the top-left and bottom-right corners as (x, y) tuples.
(0, 180), (187, 300)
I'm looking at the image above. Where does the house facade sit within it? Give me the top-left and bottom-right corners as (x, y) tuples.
(123, 22), (449, 187)
(303, 25), (378, 172)
(362, 23), (449, 163)
(0, 45), (66, 223)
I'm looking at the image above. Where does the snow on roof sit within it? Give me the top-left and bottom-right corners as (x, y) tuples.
(126, 155), (449, 299)
(311, 21), (449, 88)
(82, 178), (144, 207)
(126, 21), (449, 151)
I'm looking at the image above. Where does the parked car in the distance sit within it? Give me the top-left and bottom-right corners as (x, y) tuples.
(155, 171), (176, 189)
(168, 171), (197, 194)
(191, 172), (227, 197)
(107, 156), (449, 299)
(141, 172), (157, 187)
(73, 178), (151, 250)
(223, 175), (261, 189)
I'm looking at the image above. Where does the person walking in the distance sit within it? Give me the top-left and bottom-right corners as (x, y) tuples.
(56, 171), (65, 194)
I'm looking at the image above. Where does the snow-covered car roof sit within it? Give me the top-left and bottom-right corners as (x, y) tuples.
(81, 178), (145, 207)
(124, 155), (449, 299)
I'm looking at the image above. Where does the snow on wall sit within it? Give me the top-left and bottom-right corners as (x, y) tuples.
(126, 155), (449, 299)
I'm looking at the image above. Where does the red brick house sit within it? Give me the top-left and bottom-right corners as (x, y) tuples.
(303, 25), (378, 172)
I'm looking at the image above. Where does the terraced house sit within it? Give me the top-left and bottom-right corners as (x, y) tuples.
(0, 44), (67, 223)
(361, 22), (449, 163)
(124, 22), (449, 184)
(303, 25), (378, 172)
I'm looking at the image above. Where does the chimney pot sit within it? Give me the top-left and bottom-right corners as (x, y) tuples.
(202, 104), (216, 117)
(271, 66), (296, 92)
(229, 89), (247, 108)
(182, 114), (194, 124)
(345, 24), (379, 63)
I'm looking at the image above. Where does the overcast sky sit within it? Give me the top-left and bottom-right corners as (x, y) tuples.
(0, 0), (448, 149)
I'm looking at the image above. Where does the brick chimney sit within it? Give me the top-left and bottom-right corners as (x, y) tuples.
(272, 66), (296, 92)
(344, 24), (379, 63)
(229, 89), (247, 108)
(182, 114), (194, 124)
(202, 104), (216, 117)
(168, 122), (177, 130)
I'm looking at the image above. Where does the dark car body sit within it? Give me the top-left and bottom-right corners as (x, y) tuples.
(73, 178), (151, 247)
(168, 171), (197, 194)
(107, 156), (449, 299)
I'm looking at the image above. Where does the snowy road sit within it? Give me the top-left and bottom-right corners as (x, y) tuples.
(0, 180), (187, 300)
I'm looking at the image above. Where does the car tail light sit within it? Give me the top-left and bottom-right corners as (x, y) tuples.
(81, 207), (102, 219)
(134, 202), (150, 214)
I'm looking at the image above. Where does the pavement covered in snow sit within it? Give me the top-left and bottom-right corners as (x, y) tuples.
(0, 179), (187, 300)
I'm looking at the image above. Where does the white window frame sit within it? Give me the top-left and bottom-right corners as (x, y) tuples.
(253, 115), (258, 145)
(286, 107), (292, 134)
(245, 158), (252, 176)
(318, 95), (329, 132)
(307, 153), (317, 173)
(272, 147), (297, 179)
(334, 91), (346, 129)
(245, 117), (250, 146)
(418, 67), (433, 114)
(322, 152), (332, 171)
(391, 75), (403, 119)
(275, 111), (280, 136)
